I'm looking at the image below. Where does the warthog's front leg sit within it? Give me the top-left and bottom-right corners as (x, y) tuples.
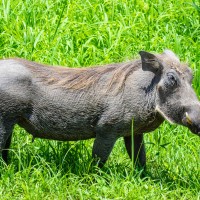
(92, 134), (117, 168)
(124, 133), (146, 169)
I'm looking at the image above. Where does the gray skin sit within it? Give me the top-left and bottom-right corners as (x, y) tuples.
(0, 50), (199, 168)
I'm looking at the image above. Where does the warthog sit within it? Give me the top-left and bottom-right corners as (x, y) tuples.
(0, 50), (199, 168)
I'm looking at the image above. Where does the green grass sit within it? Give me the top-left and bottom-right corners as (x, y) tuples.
(0, 0), (200, 199)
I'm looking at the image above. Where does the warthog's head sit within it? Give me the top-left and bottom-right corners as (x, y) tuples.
(140, 50), (200, 136)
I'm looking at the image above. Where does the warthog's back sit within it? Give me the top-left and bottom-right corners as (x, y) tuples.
(0, 58), (139, 141)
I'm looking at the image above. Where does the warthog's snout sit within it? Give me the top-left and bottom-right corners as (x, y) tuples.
(182, 111), (200, 136)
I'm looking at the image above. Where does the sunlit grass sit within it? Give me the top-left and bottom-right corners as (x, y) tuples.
(0, 0), (200, 199)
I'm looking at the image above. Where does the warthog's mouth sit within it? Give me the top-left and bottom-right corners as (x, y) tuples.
(182, 112), (200, 136)
(156, 107), (200, 136)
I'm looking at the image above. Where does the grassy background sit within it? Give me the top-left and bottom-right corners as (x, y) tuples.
(0, 0), (200, 199)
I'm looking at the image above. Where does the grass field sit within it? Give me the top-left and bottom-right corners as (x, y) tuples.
(0, 0), (200, 199)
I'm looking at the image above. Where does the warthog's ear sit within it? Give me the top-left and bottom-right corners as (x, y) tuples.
(139, 51), (162, 73)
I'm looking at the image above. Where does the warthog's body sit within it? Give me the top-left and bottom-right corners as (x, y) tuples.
(0, 50), (199, 167)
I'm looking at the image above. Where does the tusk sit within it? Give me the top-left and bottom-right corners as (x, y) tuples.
(185, 112), (192, 125)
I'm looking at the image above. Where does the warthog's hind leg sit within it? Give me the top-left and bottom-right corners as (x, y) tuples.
(2, 134), (12, 163)
(0, 117), (15, 164)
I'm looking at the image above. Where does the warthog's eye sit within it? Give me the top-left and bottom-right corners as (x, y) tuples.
(166, 72), (177, 87)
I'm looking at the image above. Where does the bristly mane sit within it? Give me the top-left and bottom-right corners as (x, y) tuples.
(14, 58), (141, 93)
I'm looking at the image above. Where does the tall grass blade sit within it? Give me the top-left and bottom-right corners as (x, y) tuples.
(131, 118), (134, 171)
